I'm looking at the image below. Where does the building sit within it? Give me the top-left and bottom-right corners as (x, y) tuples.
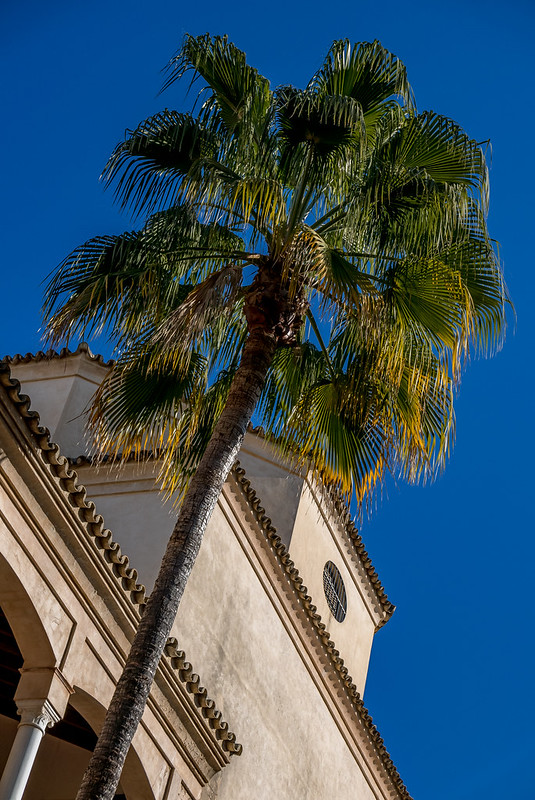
(0, 345), (411, 799)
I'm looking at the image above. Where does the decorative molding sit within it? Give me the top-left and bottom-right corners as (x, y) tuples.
(16, 699), (60, 731)
(162, 641), (242, 756)
(230, 462), (412, 800)
(3, 342), (114, 369)
(0, 360), (241, 760)
(246, 424), (395, 626)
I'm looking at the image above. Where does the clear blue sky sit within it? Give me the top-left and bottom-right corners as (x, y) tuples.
(1, 2), (533, 797)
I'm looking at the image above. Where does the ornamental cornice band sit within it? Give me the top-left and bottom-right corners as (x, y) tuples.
(0, 360), (242, 758)
(231, 462), (412, 800)
(2, 342), (114, 368)
(246, 424), (395, 624)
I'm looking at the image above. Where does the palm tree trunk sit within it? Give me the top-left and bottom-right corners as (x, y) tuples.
(76, 328), (277, 800)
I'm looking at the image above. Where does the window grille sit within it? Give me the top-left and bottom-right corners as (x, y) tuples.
(322, 561), (347, 622)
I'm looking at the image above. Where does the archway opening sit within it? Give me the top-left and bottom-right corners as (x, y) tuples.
(0, 604), (23, 722)
(0, 606), (127, 798)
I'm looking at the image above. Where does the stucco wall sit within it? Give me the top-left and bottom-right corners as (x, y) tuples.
(172, 500), (381, 800)
(238, 434), (304, 547)
(11, 353), (105, 456)
(77, 459), (377, 693)
(289, 484), (376, 693)
(77, 461), (177, 593)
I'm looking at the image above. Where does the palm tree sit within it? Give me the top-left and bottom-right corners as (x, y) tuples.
(44, 34), (508, 799)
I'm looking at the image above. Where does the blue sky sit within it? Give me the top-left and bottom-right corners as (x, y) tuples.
(1, 2), (534, 797)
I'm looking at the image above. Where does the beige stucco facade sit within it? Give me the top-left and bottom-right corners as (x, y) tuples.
(0, 346), (411, 799)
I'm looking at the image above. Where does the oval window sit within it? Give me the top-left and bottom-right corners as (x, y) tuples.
(322, 561), (347, 622)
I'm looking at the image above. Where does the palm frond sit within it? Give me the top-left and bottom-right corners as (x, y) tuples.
(270, 374), (390, 503)
(163, 33), (271, 137)
(437, 235), (508, 355)
(43, 35), (509, 517)
(43, 230), (170, 346)
(89, 347), (208, 460)
(308, 39), (415, 144)
(160, 367), (238, 501)
(102, 111), (219, 217)
(224, 176), (286, 238)
(43, 204), (248, 349)
(154, 263), (245, 361)
(391, 111), (488, 198)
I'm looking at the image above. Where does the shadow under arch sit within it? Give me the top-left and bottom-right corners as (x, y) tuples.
(69, 688), (157, 800)
(0, 553), (55, 669)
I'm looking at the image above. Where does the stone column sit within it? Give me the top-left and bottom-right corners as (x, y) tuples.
(0, 666), (72, 800)
(0, 698), (60, 800)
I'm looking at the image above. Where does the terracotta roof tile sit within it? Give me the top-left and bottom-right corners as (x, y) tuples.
(231, 462), (412, 800)
(0, 359), (241, 757)
(3, 342), (115, 368)
(6, 345), (393, 627)
(246, 424), (395, 626)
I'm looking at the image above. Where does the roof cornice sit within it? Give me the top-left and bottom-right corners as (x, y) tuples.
(0, 359), (241, 759)
(3, 342), (114, 368)
(5, 345), (394, 624)
(246, 424), (395, 625)
(230, 462), (412, 800)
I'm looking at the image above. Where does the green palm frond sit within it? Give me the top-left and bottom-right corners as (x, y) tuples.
(276, 87), (365, 158)
(310, 39), (414, 110)
(89, 347), (208, 459)
(273, 374), (391, 502)
(308, 39), (415, 144)
(89, 339), (250, 503)
(437, 236), (507, 354)
(389, 256), (473, 352)
(44, 202), (250, 351)
(340, 111), (489, 259)
(44, 230), (171, 345)
(257, 344), (388, 499)
(309, 242), (379, 307)
(163, 34), (271, 138)
(258, 336), (449, 503)
(387, 337), (455, 473)
(388, 111), (488, 197)
(102, 111), (220, 216)
(224, 176), (286, 237)
(44, 35), (509, 511)
(258, 343), (326, 431)
(143, 203), (246, 262)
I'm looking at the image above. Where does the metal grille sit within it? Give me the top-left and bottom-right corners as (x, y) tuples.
(322, 561), (347, 622)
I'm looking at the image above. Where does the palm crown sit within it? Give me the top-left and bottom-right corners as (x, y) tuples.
(44, 34), (507, 507)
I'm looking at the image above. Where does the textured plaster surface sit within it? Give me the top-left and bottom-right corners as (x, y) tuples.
(289, 484), (376, 693)
(77, 461), (176, 593)
(238, 434), (304, 547)
(173, 504), (379, 800)
(12, 355), (104, 456)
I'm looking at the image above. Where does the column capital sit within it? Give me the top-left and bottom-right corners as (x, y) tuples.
(14, 666), (73, 721)
(16, 698), (61, 732)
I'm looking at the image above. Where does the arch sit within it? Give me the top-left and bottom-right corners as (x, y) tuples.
(0, 605), (24, 718)
(0, 554), (55, 669)
(70, 688), (156, 800)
